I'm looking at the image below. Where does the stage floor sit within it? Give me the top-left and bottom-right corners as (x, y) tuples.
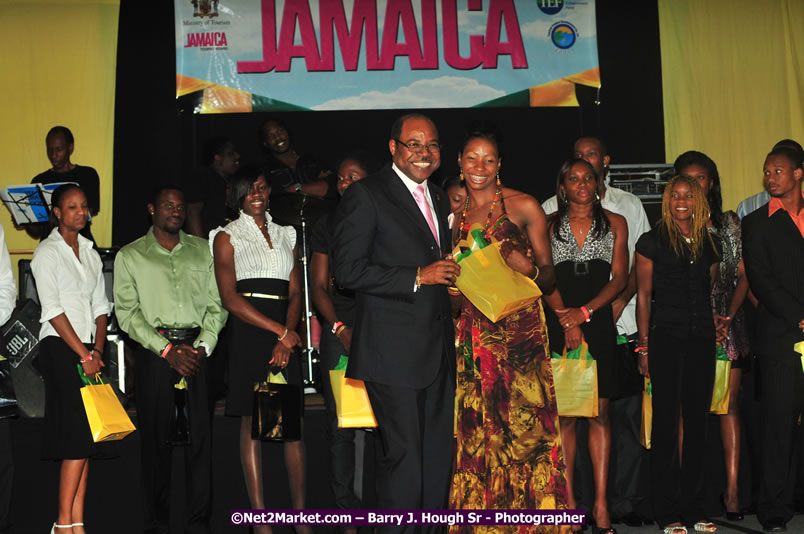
(7, 399), (803, 533)
(7, 402), (380, 533)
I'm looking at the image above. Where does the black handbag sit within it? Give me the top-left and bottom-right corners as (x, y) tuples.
(167, 377), (190, 446)
(251, 371), (301, 442)
(0, 358), (18, 419)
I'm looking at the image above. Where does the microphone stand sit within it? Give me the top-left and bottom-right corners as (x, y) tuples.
(298, 196), (318, 389)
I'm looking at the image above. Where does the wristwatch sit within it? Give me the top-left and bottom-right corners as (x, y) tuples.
(294, 183), (302, 193)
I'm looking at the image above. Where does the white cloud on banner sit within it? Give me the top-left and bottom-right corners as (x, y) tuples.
(312, 76), (505, 110)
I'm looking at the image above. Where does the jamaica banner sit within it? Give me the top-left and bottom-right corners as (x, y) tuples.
(175, 0), (599, 112)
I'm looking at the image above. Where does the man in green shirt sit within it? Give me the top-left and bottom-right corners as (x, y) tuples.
(114, 185), (226, 534)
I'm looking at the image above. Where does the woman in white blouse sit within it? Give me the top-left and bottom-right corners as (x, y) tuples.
(211, 166), (305, 534)
(31, 184), (111, 534)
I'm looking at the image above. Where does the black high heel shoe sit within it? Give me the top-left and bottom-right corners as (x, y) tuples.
(721, 493), (744, 521)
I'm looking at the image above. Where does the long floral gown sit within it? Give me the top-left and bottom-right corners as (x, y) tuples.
(449, 206), (570, 534)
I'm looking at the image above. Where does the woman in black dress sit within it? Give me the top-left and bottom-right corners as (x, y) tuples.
(544, 158), (629, 533)
(31, 184), (111, 533)
(636, 175), (721, 533)
(674, 151), (750, 520)
(211, 167), (305, 534)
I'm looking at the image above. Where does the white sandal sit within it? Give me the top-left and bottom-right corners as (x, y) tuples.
(663, 527), (687, 534)
(694, 521), (717, 532)
(51, 524), (72, 533)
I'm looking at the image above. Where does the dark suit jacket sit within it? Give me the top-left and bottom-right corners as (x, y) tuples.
(742, 204), (804, 366)
(332, 164), (455, 388)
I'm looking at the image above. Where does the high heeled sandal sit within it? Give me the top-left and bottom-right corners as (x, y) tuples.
(720, 493), (744, 521)
(51, 523), (72, 533)
(693, 521), (717, 532)
(662, 527), (687, 534)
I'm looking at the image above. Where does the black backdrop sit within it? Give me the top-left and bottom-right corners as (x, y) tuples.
(112, 0), (664, 247)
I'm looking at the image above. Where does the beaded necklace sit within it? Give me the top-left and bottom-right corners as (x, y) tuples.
(458, 185), (502, 238)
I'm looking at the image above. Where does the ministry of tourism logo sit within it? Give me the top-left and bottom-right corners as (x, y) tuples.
(549, 21), (578, 50)
(537, 0), (564, 15)
(192, 0), (219, 19)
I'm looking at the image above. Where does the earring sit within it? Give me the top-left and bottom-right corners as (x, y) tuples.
(496, 170), (501, 186)
(594, 191), (600, 203)
(459, 169), (465, 182)
(559, 191), (568, 205)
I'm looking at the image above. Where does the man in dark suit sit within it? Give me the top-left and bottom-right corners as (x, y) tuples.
(333, 114), (460, 531)
(742, 146), (804, 533)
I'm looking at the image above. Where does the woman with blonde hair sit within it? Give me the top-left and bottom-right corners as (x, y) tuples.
(674, 151), (749, 520)
(635, 175), (721, 534)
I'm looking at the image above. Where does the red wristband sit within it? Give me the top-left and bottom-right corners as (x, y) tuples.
(160, 343), (172, 358)
(580, 306), (591, 322)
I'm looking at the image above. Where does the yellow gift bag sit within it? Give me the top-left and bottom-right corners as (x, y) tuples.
(329, 356), (377, 428)
(710, 343), (731, 415)
(640, 377), (652, 450)
(78, 365), (136, 442)
(794, 341), (804, 374)
(452, 223), (542, 323)
(551, 341), (598, 418)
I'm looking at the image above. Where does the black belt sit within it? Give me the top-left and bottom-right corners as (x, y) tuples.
(156, 326), (201, 344)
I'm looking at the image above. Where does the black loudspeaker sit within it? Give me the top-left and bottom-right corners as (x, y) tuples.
(1, 299), (44, 417)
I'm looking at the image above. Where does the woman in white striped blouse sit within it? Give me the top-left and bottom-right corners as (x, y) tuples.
(211, 166), (307, 534)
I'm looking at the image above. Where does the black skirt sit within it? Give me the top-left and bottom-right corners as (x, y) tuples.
(225, 278), (301, 416)
(39, 336), (116, 460)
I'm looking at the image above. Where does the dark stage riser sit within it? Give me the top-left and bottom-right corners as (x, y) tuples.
(7, 406), (378, 534)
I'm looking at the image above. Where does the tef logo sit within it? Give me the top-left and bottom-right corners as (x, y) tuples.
(538, 0), (564, 16)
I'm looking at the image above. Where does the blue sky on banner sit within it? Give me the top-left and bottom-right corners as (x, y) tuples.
(175, 0), (599, 110)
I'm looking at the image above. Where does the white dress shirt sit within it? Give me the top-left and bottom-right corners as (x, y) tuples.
(31, 228), (111, 343)
(0, 224), (16, 325)
(209, 211), (297, 282)
(392, 163), (441, 239)
(543, 182), (651, 335)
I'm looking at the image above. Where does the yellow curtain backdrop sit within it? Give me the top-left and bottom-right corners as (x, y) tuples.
(0, 0), (119, 280)
(659, 0), (804, 211)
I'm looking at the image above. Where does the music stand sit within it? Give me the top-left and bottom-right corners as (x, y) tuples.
(0, 182), (76, 225)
